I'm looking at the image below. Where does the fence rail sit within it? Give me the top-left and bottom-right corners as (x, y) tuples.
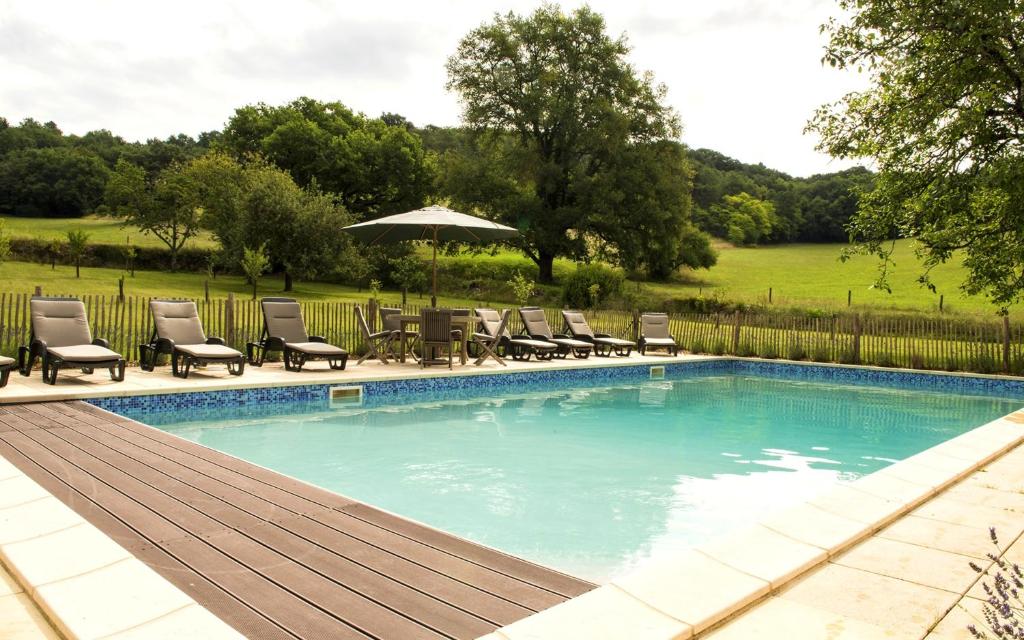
(1, 292), (1021, 376)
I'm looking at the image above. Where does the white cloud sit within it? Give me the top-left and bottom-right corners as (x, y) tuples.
(0, 0), (866, 176)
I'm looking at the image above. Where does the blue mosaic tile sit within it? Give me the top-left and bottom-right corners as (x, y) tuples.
(88, 358), (1024, 422)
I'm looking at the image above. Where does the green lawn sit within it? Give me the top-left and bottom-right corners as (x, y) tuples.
(652, 241), (1011, 316)
(1, 214), (217, 249)
(0, 259), (497, 309)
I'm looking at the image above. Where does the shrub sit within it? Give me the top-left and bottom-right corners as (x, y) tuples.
(759, 345), (779, 359)
(910, 352), (926, 370)
(966, 528), (1023, 639)
(688, 339), (705, 354)
(711, 340), (726, 355)
(507, 270), (535, 306)
(970, 352), (999, 375)
(787, 342), (807, 361)
(874, 351), (897, 368)
(561, 264), (624, 309)
(811, 345), (832, 362)
(838, 347), (859, 364)
(736, 341), (756, 357)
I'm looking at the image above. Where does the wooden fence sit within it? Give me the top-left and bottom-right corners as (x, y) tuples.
(0, 292), (1021, 376)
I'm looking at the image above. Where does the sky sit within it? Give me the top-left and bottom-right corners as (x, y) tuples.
(0, 0), (868, 177)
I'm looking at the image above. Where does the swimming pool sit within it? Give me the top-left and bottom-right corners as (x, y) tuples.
(115, 363), (1024, 582)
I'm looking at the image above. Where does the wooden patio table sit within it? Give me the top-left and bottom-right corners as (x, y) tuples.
(396, 314), (478, 364)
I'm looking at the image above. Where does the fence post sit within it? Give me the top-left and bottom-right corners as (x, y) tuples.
(852, 313), (862, 364)
(34, 285), (41, 297)
(732, 310), (741, 354)
(631, 309), (640, 343)
(1003, 315), (1011, 373)
(225, 292), (236, 348)
(367, 298), (378, 332)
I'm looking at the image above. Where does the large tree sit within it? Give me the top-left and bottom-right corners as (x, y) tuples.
(809, 0), (1024, 309)
(0, 147), (109, 217)
(218, 97), (434, 218)
(445, 5), (710, 282)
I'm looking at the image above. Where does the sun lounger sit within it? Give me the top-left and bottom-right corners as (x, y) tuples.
(475, 308), (557, 361)
(247, 298), (348, 371)
(638, 312), (679, 356)
(561, 310), (635, 357)
(140, 300), (245, 378)
(18, 297), (125, 385)
(518, 307), (592, 359)
(1, 355), (16, 388)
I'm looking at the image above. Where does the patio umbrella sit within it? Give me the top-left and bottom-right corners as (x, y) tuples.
(342, 205), (519, 306)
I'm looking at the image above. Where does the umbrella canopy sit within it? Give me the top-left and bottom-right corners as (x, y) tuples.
(342, 205), (519, 305)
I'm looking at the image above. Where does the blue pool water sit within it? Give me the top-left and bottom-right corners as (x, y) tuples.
(125, 371), (1023, 582)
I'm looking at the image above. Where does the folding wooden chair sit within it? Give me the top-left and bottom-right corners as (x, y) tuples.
(472, 309), (509, 366)
(355, 305), (392, 365)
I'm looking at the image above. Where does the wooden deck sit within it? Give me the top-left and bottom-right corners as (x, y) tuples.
(0, 401), (594, 640)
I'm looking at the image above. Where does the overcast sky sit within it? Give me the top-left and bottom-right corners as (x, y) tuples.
(0, 0), (867, 177)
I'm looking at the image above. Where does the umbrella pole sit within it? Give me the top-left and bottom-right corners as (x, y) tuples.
(431, 226), (438, 307)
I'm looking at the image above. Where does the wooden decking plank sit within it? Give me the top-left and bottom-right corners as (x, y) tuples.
(16, 419), (447, 640)
(61, 406), (569, 611)
(6, 401), (593, 639)
(1, 424), (372, 640)
(55, 418), (530, 630)
(0, 433), (299, 640)
(45, 425), (502, 638)
(73, 402), (593, 597)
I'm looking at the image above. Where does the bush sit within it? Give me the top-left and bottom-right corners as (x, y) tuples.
(561, 263), (624, 309)
(811, 345), (832, 362)
(874, 351), (897, 368)
(970, 352), (999, 374)
(711, 340), (726, 355)
(736, 341), (756, 357)
(759, 345), (779, 359)
(910, 353), (926, 369)
(9, 237), (214, 272)
(688, 338), (706, 354)
(787, 342), (807, 361)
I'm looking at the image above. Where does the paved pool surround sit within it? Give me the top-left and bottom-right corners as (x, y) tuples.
(2, 355), (1023, 639)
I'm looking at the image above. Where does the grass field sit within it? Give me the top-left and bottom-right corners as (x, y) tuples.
(1, 214), (1017, 318)
(0, 259), (494, 309)
(1, 214), (217, 249)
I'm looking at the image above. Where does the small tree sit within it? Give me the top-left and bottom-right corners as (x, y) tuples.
(240, 243), (270, 300)
(47, 239), (62, 270)
(121, 241), (137, 277)
(0, 218), (11, 264)
(65, 229), (90, 278)
(389, 256), (427, 305)
(507, 270), (535, 307)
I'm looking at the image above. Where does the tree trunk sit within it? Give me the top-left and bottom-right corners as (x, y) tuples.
(75, 261), (80, 278)
(252, 281), (257, 300)
(170, 249), (178, 272)
(402, 287), (408, 305)
(537, 251), (555, 284)
(284, 271), (293, 292)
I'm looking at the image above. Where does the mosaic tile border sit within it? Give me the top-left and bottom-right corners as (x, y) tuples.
(87, 358), (1024, 421)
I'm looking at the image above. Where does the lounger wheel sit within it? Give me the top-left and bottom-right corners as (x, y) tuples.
(573, 348), (591, 359)
(81, 367), (94, 374)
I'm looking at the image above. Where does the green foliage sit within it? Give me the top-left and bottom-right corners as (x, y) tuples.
(874, 351), (897, 368)
(688, 338), (706, 354)
(445, 5), (700, 282)
(240, 243), (270, 299)
(811, 345), (832, 362)
(389, 256), (428, 303)
(65, 229), (90, 278)
(708, 192), (777, 246)
(561, 264), (625, 309)
(0, 147), (109, 217)
(786, 341), (807, 361)
(910, 353), (926, 370)
(507, 271), (535, 307)
(736, 341), (756, 357)
(810, 0), (1024, 308)
(104, 158), (204, 270)
(759, 344), (779, 359)
(0, 219), (10, 263)
(218, 97), (433, 217)
(368, 278), (383, 301)
(711, 340), (726, 356)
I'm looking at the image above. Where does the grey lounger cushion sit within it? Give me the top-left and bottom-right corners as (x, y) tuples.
(151, 301), (208, 345)
(285, 342), (347, 356)
(31, 299), (94, 347)
(175, 344), (243, 359)
(48, 345), (122, 362)
(548, 337), (594, 349)
(510, 337), (558, 350)
(643, 337), (677, 346)
(563, 311), (636, 346)
(0, 355), (14, 367)
(262, 301), (309, 343)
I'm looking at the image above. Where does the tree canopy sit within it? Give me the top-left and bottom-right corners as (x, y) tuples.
(809, 0), (1024, 309)
(445, 4), (711, 282)
(218, 97), (434, 218)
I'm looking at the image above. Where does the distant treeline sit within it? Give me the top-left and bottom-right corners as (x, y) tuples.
(688, 148), (874, 244)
